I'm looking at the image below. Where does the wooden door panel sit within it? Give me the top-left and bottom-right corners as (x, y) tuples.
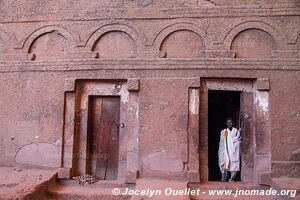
(88, 96), (120, 180)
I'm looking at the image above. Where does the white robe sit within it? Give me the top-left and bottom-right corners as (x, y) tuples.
(218, 127), (241, 172)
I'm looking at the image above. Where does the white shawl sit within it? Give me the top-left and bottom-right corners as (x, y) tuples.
(218, 127), (241, 172)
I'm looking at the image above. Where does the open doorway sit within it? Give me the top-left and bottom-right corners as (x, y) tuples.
(208, 91), (241, 181)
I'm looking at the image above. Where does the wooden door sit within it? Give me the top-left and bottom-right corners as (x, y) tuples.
(88, 96), (120, 180)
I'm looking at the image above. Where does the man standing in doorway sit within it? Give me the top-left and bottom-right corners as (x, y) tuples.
(218, 117), (241, 182)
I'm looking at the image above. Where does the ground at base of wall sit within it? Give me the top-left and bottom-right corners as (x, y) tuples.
(47, 178), (300, 200)
(0, 166), (57, 200)
(189, 179), (300, 200)
(1, 167), (299, 200)
(271, 177), (300, 200)
(47, 178), (189, 200)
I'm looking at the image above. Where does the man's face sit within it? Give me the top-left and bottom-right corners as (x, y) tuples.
(226, 119), (233, 129)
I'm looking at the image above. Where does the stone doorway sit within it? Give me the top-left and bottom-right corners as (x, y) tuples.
(199, 79), (267, 184)
(60, 79), (141, 184)
(87, 96), (120, 180)
(62, 80), (130, 181)
(208, 91), (241, 181)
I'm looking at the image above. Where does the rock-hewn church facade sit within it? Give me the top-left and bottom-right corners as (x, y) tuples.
(0, 0), (299, 199)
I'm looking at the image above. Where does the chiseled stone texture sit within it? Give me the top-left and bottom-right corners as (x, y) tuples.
(15, 143), (61, 167)
(142, 149), (184, 172)
(0, 0), (299, 184)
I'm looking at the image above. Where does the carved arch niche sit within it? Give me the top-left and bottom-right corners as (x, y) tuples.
(160, 30), (205, 58)
(230, 28), (277, 58)
(91, 31), (137, 59)
(28, 31), (70, 61)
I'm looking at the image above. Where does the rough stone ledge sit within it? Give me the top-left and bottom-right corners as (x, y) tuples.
(259, 171), (271, 186)
(272, 161), (300, 178)
(0, 5), (299, 23)
(271, 177), (300, 200)
(0, 166), (58, 200)
(0, 59), (300, 73)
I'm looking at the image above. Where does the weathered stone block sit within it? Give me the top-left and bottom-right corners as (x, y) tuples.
(257, 78), (270, 91)
(125, 171), (138, 184)
(259, 171), (271, 186)
(64, 78), (76, 92)
(127, 79), (140, 91)
(188, 170), (200, 183)
(58, 167), (72, 179)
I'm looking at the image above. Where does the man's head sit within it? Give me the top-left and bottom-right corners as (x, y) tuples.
(226, 117), (233, 130)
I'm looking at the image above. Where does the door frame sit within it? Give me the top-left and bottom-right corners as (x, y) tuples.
(71, 81), (129, 181)
(61, 78), (139, 184)
(199, 78), (271, 185)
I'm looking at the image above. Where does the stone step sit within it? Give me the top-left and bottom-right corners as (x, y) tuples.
(48, 178), (191, 200)
(58, 179), (129, 188)
(0, 167), (57, 200)
(131, 178), (190, 200)
(47, 183), (132, 200)
(271, 177), (300, 200)
(189, 181), (273, 200)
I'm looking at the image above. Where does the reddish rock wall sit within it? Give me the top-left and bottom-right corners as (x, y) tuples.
(0, 0), (299, 184)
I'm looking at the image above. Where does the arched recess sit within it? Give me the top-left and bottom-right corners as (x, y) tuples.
(16, 25), (77, 51)
(231, 28), (277, 58)
(85, 24), (141, 57)
(160, 30), (206, 58)
(217, 19), (281, 51)
(28, 30), (72, 60)
(91, 31), (137, 59)
(151, 21), (207, 54)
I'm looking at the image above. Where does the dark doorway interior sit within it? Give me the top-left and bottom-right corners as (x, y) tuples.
(208, 91), (241, 181)
(87, 96), (120, 180)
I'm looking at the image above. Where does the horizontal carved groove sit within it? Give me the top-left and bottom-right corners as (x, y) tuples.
(0, 59), (299, 73)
